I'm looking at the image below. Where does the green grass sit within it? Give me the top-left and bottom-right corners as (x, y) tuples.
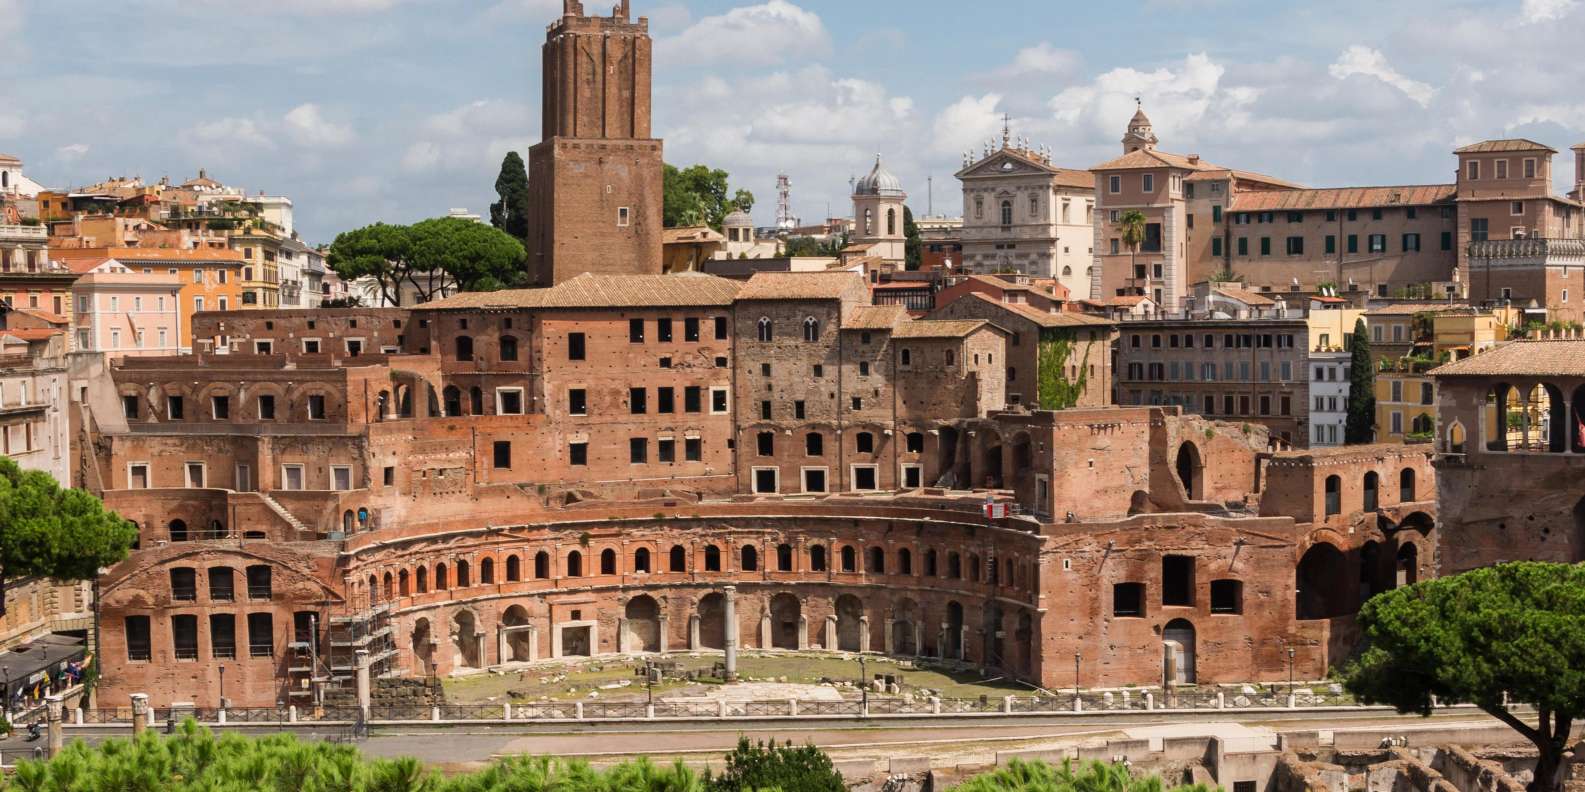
(442, 652), (1035, 704)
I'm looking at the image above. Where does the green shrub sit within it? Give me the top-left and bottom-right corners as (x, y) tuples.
(951, 758), (1212, 792)
(706, 738), (844, 792)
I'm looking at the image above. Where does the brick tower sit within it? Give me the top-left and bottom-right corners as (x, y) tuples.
(526, 0), (663, 286)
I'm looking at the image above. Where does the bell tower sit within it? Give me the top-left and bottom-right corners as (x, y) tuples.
(526, 0), (663, 286)
(1122, 100), (1158, 154)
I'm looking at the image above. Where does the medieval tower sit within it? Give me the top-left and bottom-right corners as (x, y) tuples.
(526, 0), (663, 286)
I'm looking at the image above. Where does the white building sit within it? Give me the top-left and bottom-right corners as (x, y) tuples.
(1308, 350), (1351, 447)
(0, 153), (46, 199)
(0, 322), (70, 483)
(956, 131), (1095, 295)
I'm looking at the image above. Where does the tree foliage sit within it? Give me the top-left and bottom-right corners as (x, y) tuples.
(782, 234), (847, 258)
(705, 738), (843, 792)
(1343, 562), (1585, 792)
(0, 458), (135, 612)
(951, 759), (1212, 792)
(1345, 317), (1376, 444)
(903, 205), (922, 271)
(663, 164), (753, 231)
(326, 217), (526, 307)
(489, 151), (531, 242)
(1036, 330), (1093, 410)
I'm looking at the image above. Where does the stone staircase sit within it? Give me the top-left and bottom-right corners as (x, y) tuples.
(258, 492), (312, 536)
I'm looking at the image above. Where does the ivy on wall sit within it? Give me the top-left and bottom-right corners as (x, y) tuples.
(1035, 329), (1093, 410)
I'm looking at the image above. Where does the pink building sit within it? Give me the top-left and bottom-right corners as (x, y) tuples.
(71, 271), (184, 358)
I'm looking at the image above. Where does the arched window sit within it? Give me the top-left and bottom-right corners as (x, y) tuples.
(669, 545), (687, 572)
(1062, 265), (1072, 277)
(841, 545), (857, 572)
(757, 317), (773, 342)
(924, 548), (937, 576)
(886, 207), (896, 236)
(776, 543), (792, 571)
(499, 335), (518, 361)
(802, 317), (819, 342)
(533, 551), (549, 579)
(443, 386), (462, 417)
(1363, 472), (1379, 512)
(866, 546), (884, 574)
(398, 569), (411, 596)
(1000, 200), (1013, 226)
(968, 554), (981, 582)
(634, 547), (651, 573)
(810, 545), (827, 572)
(566, 551), (583, 577)
(740, 545), (758, 571)
(1400, 468), (1416, 502)
(1324, 475), (1341, 516)
(469, 387), (484, 415)
(480, 557), (494, 584)
(898, 548), (912, 575)
(600, 548), (617, 575)
(434, 562), (448, 590)
(415, 566), (427, 593)
(456, 559), (470, 587)
(704, 544), (721, 572)
(455, 336), (473, 362)
(383, 572), (394, 599)
(506, 554), (521, 581)
(947, 551), (961, 578)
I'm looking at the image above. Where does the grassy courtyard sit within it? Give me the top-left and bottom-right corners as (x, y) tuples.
(442, 651), (1039, 704)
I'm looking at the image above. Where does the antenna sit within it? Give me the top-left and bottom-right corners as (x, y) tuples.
(927, 175), (933, 217)
(775, 174), (794, 231)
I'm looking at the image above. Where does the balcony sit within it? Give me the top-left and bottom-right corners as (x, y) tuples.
(0, 223), (49, 241)
(1469, 237), (1585, 262)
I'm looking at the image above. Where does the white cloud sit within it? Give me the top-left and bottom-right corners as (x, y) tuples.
(932, 94), (1004, 158)
(996, 43), (1080, 79)
(55, 144), (90, 162)
(1328, 46), (1436, 108)
(284, 103), (354, 148)
(0, 0), (20, 37)
(1520, 0), (1578, 22)
(205, 0), (408, 13)
(402, 99), (534, 174)
(483, 0), (561, 21)
(658, 1), (830, 67)
(186, 117), (274, 149)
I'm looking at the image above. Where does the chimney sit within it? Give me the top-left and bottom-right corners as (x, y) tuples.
(1188, 155), (1200, 165)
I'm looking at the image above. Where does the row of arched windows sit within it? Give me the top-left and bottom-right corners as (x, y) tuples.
(359, 541), (1036, 603)
(1322, 468), (1418, 517)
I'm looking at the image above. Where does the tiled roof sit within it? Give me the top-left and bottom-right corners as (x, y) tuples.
(1051, 168), (1096, 190)
(893, 319), (991, 338)
(1091, 148), (1223, 172)
(661, 226), (724, 244)
(0, 328), (62, 342)
(1212, 286), (1276, 306)
(1453, 139), (1557, 154)
(1185, 168), (1306, 189)
(1364, 302), (1472, 317)
(0, 153), (20, 165)
(1099, 295), (1150, 307)
(1430, 339), (1585, 377)
(736, 271), (864, 301)
(1230, 184), (1455, 212)
(841, 304), (906, 330)
(959, 292), (1112, 329)
(13, 308), (67, 325)
(51, 247), (244, 263)
(419, 272), (741, 310)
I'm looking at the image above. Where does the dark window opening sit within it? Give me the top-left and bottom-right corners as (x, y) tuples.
(1210, 579), (1243, 614)
(1113, 582), (1144, 617)
(1162, 555), (1194, 606)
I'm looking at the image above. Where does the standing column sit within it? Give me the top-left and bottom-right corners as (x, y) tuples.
(45, 694), (63, 756)
(723, 586), (739, 682)
(658, 614), (670, 654)
(858, 616), (870, 654)
(130, 693), (150, 737)
(355, 649), (372, 718)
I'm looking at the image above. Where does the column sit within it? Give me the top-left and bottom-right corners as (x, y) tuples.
(617, 618), (630, 654)
(130, 693), (150, 737)
(914, 622), (925, 657)
(758, 612), (771, 651)
(938, 624), (949, 659)
(858, 616), (870, 654)
(354, 650), (372, 717)
(723, 586), (739, 681)
(475, 632), (487, 668)
(45, 694), (63, 757)
(797, 614), (809, 651)
(884, 618), (896, 655)
(658, 614), (670, 654)
(497, 629), (509, 666)
(689, 614), (701, 650)
(824, 616), (837, 651)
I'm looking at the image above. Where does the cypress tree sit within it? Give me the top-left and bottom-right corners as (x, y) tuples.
(1345, 317), (1377, 444)
(490, 151), (531, 242)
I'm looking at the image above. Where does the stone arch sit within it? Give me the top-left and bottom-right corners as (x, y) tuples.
(415, 565), (428, 593)
(502, 605), (533, 662)
(443, 386), (462, 417)
(382, 572), (394, 600)
(566, 550), (583, 578)
(978, 426), (1004, 489)
(411, 617), (434, 673)
(1296, 542), (1350, 620)
(624, 595), (661, 653)
(451, 609), (481, 669)
(342, 510), (355, 534)
(1363, 471), (1380, 512)
(634, 546), (652, 574)
(1524, 383), (1566, 452)
(398, 568), (410, 596)
(456, 559), (471, 587)
(697, 593), (726, 650)
(1399, 468), (1417, 502)
(835, 594), (864, 652)
(1163, 618), (1196, 685)
(1447, 419), (1467, 454)
(669, 545), (687, 572)
(1176, 442), (1203, 501)
(434, 562), (448, 590)
(1484, 382), (1517, 451)
(769, 593), (801, 650)
(376, 389), (391, 420)
(1395, 543), (1419, 587)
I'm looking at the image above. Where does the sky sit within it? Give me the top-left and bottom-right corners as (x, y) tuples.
(3, 0), (1584, 245)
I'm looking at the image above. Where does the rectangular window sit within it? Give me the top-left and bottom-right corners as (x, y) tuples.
(657, 318), (673, 343)
(1471, 218), (1488, 242)
(1441, 231), (1453, 250)
(657, 387), (675, 414)
(307, 394), (325, 420)
(683, 317), (700, 342)
(1212, 238), (1223, 256)
(569, 388), (587, 415)
(1391, 411), (1403, 434)
(629, 437), (648, 464)
(802, 467), (827, 494)
(1162, 555), (1194, 606)
(1260, 237), (1271, 256)
(685, 437), (702, 462)
(1212, 205), (1223, 222)
(1467, 160), (1480, 180)
(493, 441), (512, 469)
(569, 442), (588, 466)
(257, 394), (276, 421)
(753, 468), (778, 494)
(1369, 234), (1386, 253)
(657, 438), (675, 463)
(568, 332), (586, 360)
(1325, 235), (1336, 254)
(714, 316), (728, 340)
(617, 206), (630, 226)
(851, 465), (878, 492)
(629, 318), (644, 343)
(1285, 236), (1303, 255)
(496, 388), (524, 415)
(248, 613), (274, 657)
(1347, 234), (1359, 253)
(684, 386), (702, 413)
(210, 614), (236, 659)
(125, 616), (152, 661)
(1108, 175), (1121, 193)
(1496, 159), (1509, 179)
(1142, 174), (1154, 193)
(1403, 233), (1421, 252)
(710, 387), (730, 414)
(1511, 200), (1525, 216)
(212, 395), (229, 420)
(1113, 583), (1144, 617)
(331, 465), (351, 491)
(629, 387), (647, 414)
(1524, 158), (1537, 179)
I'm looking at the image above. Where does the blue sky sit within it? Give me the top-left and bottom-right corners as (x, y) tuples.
(3, 0), (1582, 244)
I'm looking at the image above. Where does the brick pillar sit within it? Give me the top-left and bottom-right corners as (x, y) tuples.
(884, 619), (896, 655)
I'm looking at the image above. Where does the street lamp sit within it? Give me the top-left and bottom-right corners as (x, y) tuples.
(219, 666), (226, 709)
(1287, 647), (1296, 698)
(1073, 652), (1081, 700)
(858, 655), (868, 713)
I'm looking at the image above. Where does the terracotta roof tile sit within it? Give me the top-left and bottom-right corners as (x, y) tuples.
(0, 328), (62, 342)
(893, 319), (991, 338)
(1212, 286), (1276, 306)
(1184, 168), (1305, 189)
(958, 292), (1113, 329)
(736, 271), (864, 301)
(1430, 339), (1585, 377)
(1230, 185), (1455, 212)
(1091, 148), (1224, 172)
(419, 272), (741, 311)
(1453, 139), (1557, 154)
(1364, 302), (1473, 317)
(841, 304), (906, 330)
(661, 226), (724, 244)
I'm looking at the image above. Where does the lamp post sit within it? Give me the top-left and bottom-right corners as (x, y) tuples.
(218, 666), (226, 709)
(1287, 647), (1296, 698)
(858, 655), (868, 713)
(1073, 652), (1081, 700)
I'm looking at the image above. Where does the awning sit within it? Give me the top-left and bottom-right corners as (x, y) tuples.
(0, 634), (86, 696)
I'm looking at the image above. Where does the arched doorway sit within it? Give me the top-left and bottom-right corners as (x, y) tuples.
(1162, 619), (1196, 685)
(451, 610), (481, 669)
(411, 618), (433, 674)
(169, 519), (188, 541)
(624, 595), (660, 653)
(891, 598), (918, 655)
(937, 426), (960, 487)
(697, 593), (726, 650)
(945, 601), (964, 659)
(1296, 542), (1350, 619)
(835, 594), (863, 652)
(503, 605), (533, 662)
(769, 593), (801, 649)
(981, 433), (1004, 489)
(1175, 442), (1202, 500)
(1395, 543), (1419, 588)
(1014, 610), (1034, 675)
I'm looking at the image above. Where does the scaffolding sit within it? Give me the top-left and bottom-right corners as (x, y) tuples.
(326, 602), (397, 685)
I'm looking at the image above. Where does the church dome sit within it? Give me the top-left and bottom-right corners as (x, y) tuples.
(854, 155), (905, 197)
(723, 208), (753, 227)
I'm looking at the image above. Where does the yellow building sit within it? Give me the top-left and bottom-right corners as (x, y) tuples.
(1373, 306), (1514, 442)
(234, 228), (284, 308)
